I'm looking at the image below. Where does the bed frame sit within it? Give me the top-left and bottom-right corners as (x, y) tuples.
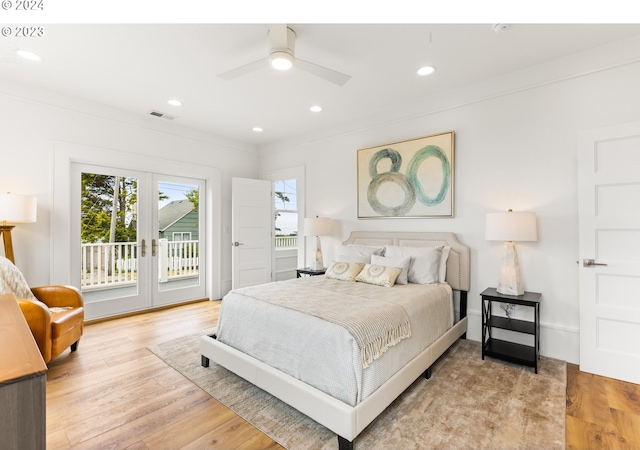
(200, 231), (470, 449)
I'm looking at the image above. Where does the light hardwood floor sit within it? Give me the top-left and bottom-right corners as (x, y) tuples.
(45, 300), (640, 449)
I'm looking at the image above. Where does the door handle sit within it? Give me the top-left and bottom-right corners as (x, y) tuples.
(233, 241), (244, 246)
(140, 239), (146, 257)
(583, 258), (607, 267)
(152, 239), (157, 257)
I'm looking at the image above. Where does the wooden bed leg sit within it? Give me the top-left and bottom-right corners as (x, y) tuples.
(424, 366), (432, 379)
(201, 355), (210, 367)
(338, 436), (353, 450)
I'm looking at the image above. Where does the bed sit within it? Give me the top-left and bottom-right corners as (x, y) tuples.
(200, 231), (470, 449)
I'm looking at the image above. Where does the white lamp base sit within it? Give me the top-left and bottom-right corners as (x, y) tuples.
(311, 235), (324, 270)
(497, 241), (524, 296)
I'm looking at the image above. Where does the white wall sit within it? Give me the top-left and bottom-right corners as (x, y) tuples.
(258, 40), (640, 364)
(0, 78), (259, 293)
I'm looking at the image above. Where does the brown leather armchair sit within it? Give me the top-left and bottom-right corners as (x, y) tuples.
(17, 285), (84, 363)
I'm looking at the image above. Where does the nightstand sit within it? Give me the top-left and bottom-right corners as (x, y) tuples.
(481, 287), (541, 373)
(296, 267), (326, 278)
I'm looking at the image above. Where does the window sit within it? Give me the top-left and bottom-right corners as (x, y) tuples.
(274, 179), (297, 248)
(172, 232), (192, 241)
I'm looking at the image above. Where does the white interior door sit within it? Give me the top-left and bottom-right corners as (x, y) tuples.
(578, 121), (640, 384)
(231, 177), (272, 289)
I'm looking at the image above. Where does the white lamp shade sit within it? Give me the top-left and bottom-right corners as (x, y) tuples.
(485, 211), (537, 242)
(304, 217), (332, 237)
(0, 193), (37, 223)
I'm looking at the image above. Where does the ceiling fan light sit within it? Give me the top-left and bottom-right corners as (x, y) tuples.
(270, 51), (294, 71)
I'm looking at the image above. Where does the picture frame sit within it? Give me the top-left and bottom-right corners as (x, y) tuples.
(357, 131), (455, 218)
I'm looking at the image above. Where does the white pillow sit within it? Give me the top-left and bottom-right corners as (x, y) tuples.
(336, 254), (370, 264)
(338, 244), (384, 264)
(355, 264), (402, 288)
(439, 245), (451, 283)
(384, 245), (443, 284)
(371, 254), (411, 285)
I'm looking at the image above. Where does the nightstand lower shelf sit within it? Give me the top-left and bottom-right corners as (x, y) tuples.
(483, 338), (537, 369)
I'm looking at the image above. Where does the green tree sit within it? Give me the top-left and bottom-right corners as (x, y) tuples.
(185, 188), (199, 211)
(81, 173), (138, 243)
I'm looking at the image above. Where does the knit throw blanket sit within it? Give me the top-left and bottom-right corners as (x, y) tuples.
(0, 256), (37, 301)
(233, 280), (412, 369)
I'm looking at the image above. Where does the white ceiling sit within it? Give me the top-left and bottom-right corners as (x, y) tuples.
(2, 23), (640, 147)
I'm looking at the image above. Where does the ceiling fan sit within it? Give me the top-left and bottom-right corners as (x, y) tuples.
(217, 24), (351, 87)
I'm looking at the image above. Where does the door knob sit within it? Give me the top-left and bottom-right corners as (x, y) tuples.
(233, 241), (244, 246)
(583, 258), (607, 267)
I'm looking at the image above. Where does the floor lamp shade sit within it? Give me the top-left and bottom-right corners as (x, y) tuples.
(304, 217), (332, 270)
(486, 210), (537, 296)
(0, 193), (37, 264)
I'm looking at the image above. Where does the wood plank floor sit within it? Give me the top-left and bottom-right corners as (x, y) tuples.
(45, 300), (640, 449)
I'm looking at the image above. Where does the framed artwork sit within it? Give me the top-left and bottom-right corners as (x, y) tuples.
(357, 131), (455, 218)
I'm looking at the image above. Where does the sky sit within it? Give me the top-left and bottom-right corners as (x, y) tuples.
(158, 181), (197, 208)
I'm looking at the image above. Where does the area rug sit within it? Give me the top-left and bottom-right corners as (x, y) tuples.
(149, 332), (566, 449)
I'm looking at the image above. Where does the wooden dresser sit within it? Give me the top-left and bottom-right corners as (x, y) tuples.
(0, 293), (47, 450)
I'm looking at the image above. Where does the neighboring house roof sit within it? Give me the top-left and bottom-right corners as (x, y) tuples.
(158, 200), (194, 232)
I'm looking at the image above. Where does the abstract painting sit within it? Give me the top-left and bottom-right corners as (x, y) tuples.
(357, 131), (454, 218)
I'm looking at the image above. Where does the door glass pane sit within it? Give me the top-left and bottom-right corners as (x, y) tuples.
(80, 172), (139, 301)
(157, 181), (200, 292)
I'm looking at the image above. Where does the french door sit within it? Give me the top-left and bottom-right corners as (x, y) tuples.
(72, 163), (206, 320)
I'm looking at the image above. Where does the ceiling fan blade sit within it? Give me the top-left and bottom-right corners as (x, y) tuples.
(217, 57), (269, 81)
(295, 58), (351, 87)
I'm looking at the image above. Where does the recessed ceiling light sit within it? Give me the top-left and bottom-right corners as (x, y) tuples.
(417, 65), (436, 76)
(15, 49), (42, 62)
(167, 99), (182, 107)
(310, 105), (323, 112)
(252, 127), (263, 132)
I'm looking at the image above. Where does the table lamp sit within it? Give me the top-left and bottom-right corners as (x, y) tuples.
(485, 209), (537, 296)
(304, 216), (332, 270)
(0, 193), (37, 264)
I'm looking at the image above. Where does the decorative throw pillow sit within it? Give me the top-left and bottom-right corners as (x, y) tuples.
(337, 245), (385, 264)
(384, 245), (443, 284)
(370, 254), (411, 285)
(355, 264), (402, 288)
(324, 261), (365, 282)
(0, 256), (37, 300)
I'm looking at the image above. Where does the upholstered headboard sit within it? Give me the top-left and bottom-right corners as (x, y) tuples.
(341, 231), (470, 292)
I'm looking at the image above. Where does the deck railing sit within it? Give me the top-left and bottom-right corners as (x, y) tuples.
(275, 235), (297, 248)
(82, 237), (294, 290)
(81, 240), (199, 290)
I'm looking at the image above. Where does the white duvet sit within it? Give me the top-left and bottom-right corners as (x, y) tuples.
(215, 277), (453, 406)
